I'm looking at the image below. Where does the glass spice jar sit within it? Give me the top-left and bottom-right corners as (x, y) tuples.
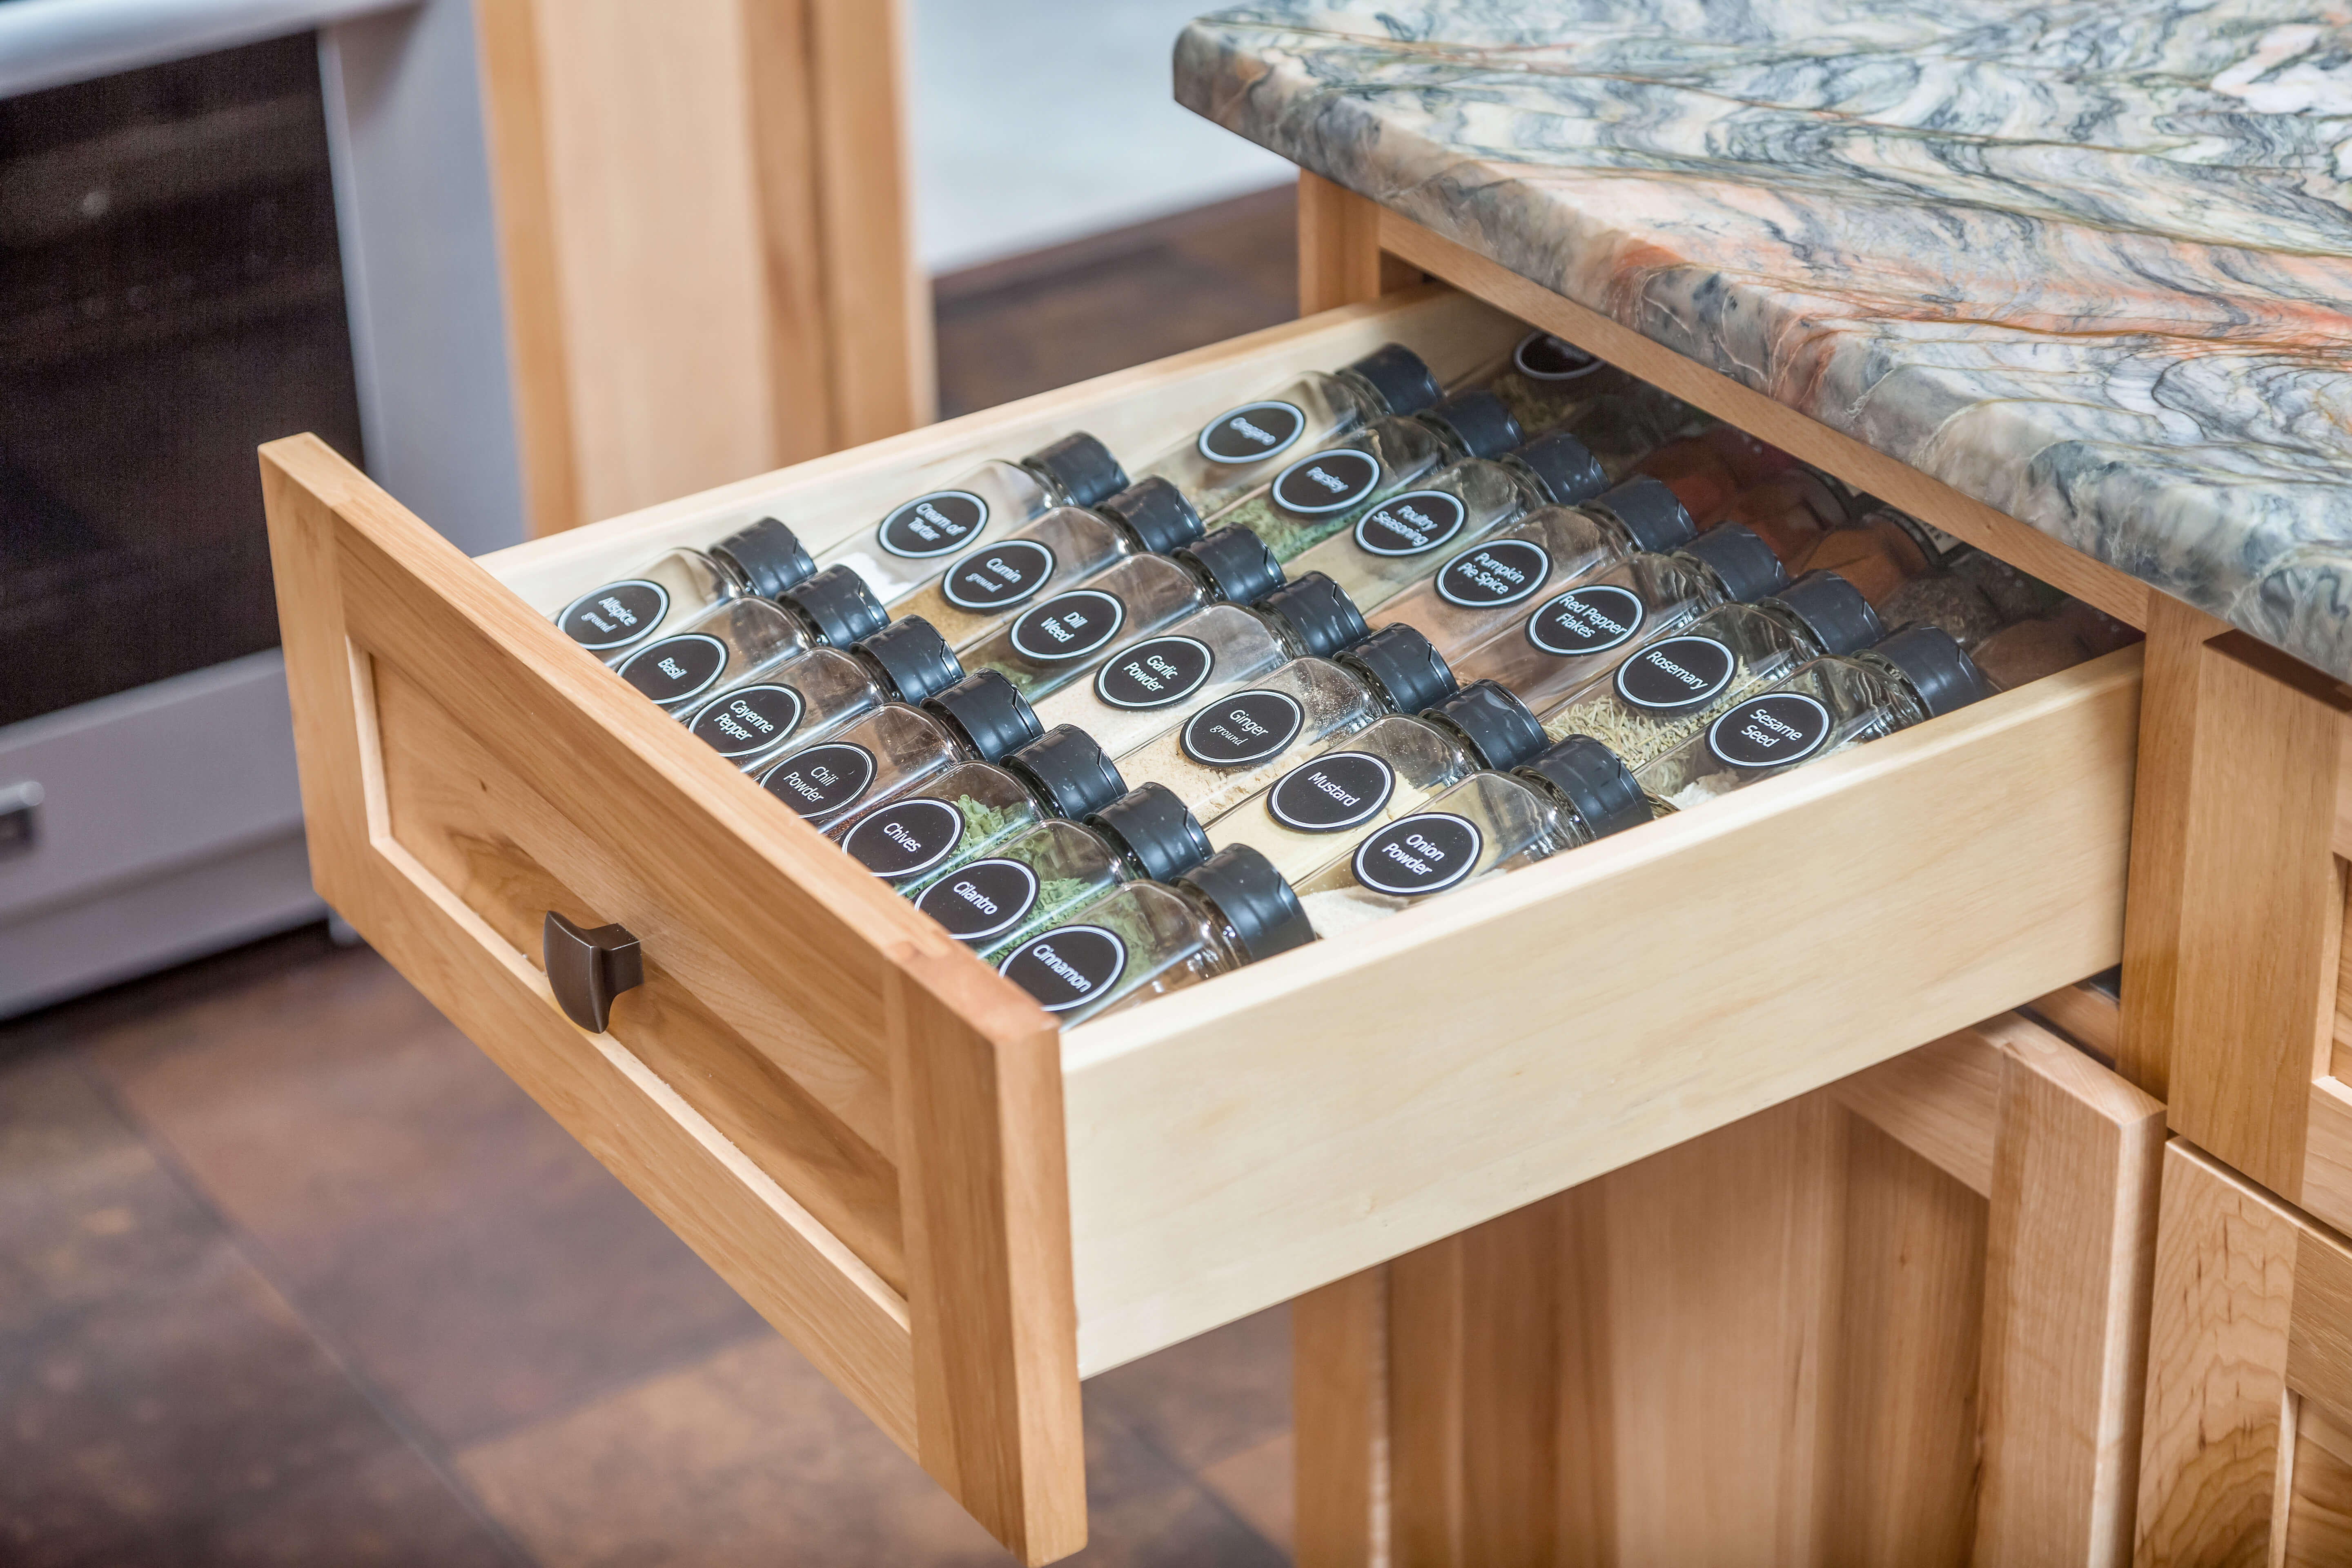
(1630, 436), (1744, 526)
(553, 516), (815, 663)
(1717, 470), (1852, 570)
(757, 667), (1041, 829)
(835, 724), (1126, 887)
(613, 562), (891, 713)
(1476, 331), (1697, 476)
(1790, 510), (1932, 605)
(679, 615), (961, 771)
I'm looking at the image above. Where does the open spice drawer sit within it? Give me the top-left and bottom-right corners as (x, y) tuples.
(261, 282), (2142, 1564)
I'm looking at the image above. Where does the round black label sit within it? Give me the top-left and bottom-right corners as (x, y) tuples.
(1181, 689), (1306, 767)
(689, 683), (804, 759)
(619, 632), (728, 706)
(560, 579), (669, 651)
(1526, 584), (1646, 659)
(1706, 691), (1832, 770)
(1354, 490), (1468, 557)
(1512, 330), (1604, 382)
(942, 538), (1056, 612)
(1266, 750), (1394, 833)
(915, 858), (1040, 942)
(1615, 635), (1738, 713)
(878, 490), (989, 559)
(841, 796), (967, 880)
(999, 924), (1128, 1015)
(1197, 400), (1306, 465)
(1094, 635), (1214, 710)
(1270, 448), (1380, 516)
(1352, 812), (1483, 897)
(1008, 589), (1125, 663)
(760, 742), (876, 820)
(1436, 539), (1550, 609)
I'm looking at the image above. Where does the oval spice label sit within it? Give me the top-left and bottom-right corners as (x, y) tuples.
(560, 578), (668, 651)
(1706, 691), (1832, 770)
(689, 683), (803, 759)
(842, 797), (967, 880)
(1352, 812), (1482, 898)
(760, 742), (876, 820)
(1009, 589), (1125, 663)
(1354, 489), (1468, 557)
(1526, 584), (1646, 659)
(1266, 750), (1394, 833)
(1615, 635), (1737, 713)
(942, 538), (1056, 612)
(878, 490), (989, 558)
(999, 924), (1127, 1014)
(1181, 689), (1305, 768)
(1512, 330), (1604, 382)
(1197, 400), (1306, 465)
(619, 632), (728, 706)
(917, 858), (1040, 942)
(1095, 635), (1214, 710)
(1437, 539), (1549, 609)
(1270, 448), (1379, 516)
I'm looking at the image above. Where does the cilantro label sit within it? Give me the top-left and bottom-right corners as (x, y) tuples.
(916, 858), (1039, 942)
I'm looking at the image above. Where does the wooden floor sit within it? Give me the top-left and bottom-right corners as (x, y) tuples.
(0, 189), (1301, 1568)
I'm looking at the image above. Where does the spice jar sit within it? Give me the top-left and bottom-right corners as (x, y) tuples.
(1295, 734), (1650, 938)
(1450, 520), (1789, 716)
(757, 668), (1041, 829)
(554, 516), (815, 663)
(1876, 572), (2004, 648)
(1379, 475), (1699, 664)
(1476, 332), (1700, 475)
(1116, 622), (1459, 821)
(1631, 437), (1743, 526)
(1638, 627), (1993, 810)
(1206, 680), (1549, 886)
(680, 615), (961, 771)
(1947, 546), (2067, 624)
(1210, 390), (1523, 561)
(1031, 571), (1369, 757)
(1697, 425), (1802, 489)
(1537, 568), (1885, 766)
(881, 477), (1205, 650)
(1719, 470), (1852, 569)
(814, 432), (1129, 604)
(994, 844), (1314, 1025)
(1283, 430), (1609, 612)
(614, 562), (889, 713)
(836, 724), (1126, 889)
(956, 525), (1283, 703)
(1968, 614), (2100, 690)
(1135, 343), (1441, 514)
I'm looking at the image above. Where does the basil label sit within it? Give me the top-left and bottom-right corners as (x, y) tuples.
(1706, 691), (1832, 770)
(1526, 584), (1646, 659)
(760, 742), (875, 820)
(619, 632), (728, 706)
(1009, 589), (1125, 663)
(1512, 330), (1603, 382)
(1352, 812), (1482, 898)
(560, 579), (668, 651)
(1095, 635), (1213, 710)
(999, 924), (1127, 1014)
(1266, 750), (1394, 833)
(842, 797), (967, 880)
(1181, 689), (1306, 768)
(689, 684), (803, 759)
(916, 858), (1040, 942)
(1615, 635), (1737, 713)
(878, 490), (989, 559)
(1354, 489), (1468, 557)
(1437, 539), (1550, 609)
(942, 538), (1056, 611)
(1270, 448), (1380, 516)
(1197, 400), (1306, 465)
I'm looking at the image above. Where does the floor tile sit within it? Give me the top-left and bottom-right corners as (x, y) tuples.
(1086, 1306), (1291, 1474)
(1195, 1433), (1294, 1554)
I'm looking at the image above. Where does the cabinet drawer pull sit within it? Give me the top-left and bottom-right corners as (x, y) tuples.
(542, 911), (643, 1032)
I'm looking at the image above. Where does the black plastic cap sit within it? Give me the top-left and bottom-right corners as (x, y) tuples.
(1517, 735), (1648, 840)
(1178, 844), (1315, 963)
(1421, 680), (1546, 772)
(1769, 569), (1884, 657)
(1871, 625), (1995, 715)
(1176, 526), (1284, 606)
(1423, 390), (1522, 461)
(852, 616), (961, 703)
(1676, 522), (1787, 604)
(1003, 724), (1127, 820)
(1022, 432), (1128, 509)
(1095, 477), (1204, 556)
(711, 517), (815, 599)
(1343, 343), (1441, 416)
(1258, 572), (1368, 658)
(1087, 782), (1212, 884)
(1337, 623), (1457, 715)
(920, 670), (1044, 762)
(1589, 476), (1698, 556)
(1506, 432), (1608, 506)
(779, 564), (888, 646)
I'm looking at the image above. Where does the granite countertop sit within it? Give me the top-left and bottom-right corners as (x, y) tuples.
(1176, 2), (2352, 678)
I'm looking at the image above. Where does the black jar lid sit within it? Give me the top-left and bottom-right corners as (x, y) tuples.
(1516, 734), (1648, 839)
(851, 616), (961, 703)
(1870, 625), (1995, 714)
(1096, 476), (1204, 555)
(779, 564), (888, 646)
(1022, 432), (1128, 509)
(1344, 343), (1441, 415)
(1338, 623), (1457, 715)
(1422, 679), (1546, 771)
(1768, 569), (1883, 657)
(710, 517), (815, 599)
(1003, 724), (1127, 820)
(1589, 476), (1697, 556)
(921, 670), (1043, 762)
(1257, 572), (1368, 657)
(1088, 782), (1212, 883)
(1176, 526), (1283, 605)
(1675, 522), (1787, 604)
(1506, 431), (1608, 506)
(1421, 389), (1523, 461)
(1178, 843), (1315, 963)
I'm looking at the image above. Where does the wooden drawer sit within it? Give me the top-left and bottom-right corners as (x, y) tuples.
(262, 284), (2140, 1563)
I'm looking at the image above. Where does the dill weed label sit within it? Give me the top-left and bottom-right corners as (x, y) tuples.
(1615, 635), (1737, 713)
(915, 858), (1039, 942)
(1354, 490), (1467, 557)
(689, 684), (803, 759)
(841, 797), (966, 880)
(1198, 400), (1306, 465)
(1267, 751), (1394, 832)
(1270, 448), (1380, 516)
(760, 742), (876, 820)
(999, 925), (1127, 1013)
(560, 579), (668, 650)
(1706, 691), (1832, 769)
(1526, 584), (1645, 658)
(879, 490), (989, 558)
(942, 538), (1055, 611)
(1437, 539), (1549, 609)
(1095, 635), (1213, 710)
(1181, 690), (1305, 767)
(1009, 589), (1125, 663)
(1352, 812), (1481, 897)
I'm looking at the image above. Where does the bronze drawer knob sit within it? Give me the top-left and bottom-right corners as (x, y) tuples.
(542, 911), (643, 1032)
